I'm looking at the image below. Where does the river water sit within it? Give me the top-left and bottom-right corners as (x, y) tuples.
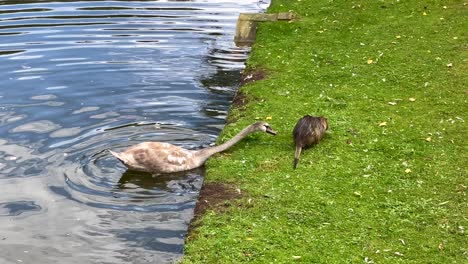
(0, 1), (267, 263)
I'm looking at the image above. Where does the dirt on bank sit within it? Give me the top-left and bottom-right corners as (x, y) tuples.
(187, 182), (242, 238)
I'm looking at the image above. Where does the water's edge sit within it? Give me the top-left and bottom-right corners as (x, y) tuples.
(0, 1), (269, 263)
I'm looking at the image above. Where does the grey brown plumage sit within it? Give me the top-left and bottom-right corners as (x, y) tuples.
(292, 115), (328, 169)
(109, 121), (277, 173)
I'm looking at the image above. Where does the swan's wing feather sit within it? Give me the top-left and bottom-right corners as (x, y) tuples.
(116, 142), (195, 172)
(163, 147), (194, 166)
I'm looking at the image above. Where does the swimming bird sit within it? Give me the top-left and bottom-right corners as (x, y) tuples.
(292, 115), (328, 169)
(109, 121), (277, 173)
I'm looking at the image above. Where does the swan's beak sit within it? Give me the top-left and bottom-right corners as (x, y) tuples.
(266, 127), (277, 135)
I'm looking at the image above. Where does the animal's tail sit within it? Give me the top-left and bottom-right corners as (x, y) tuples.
(293, 145), (302, 169)
(108, 150), (128, 164)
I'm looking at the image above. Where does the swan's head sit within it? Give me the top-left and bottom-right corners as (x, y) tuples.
(252, 121), (277, 135)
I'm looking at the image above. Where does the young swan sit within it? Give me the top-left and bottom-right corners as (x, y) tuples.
(292, 115), (328, 169)
(109, 121), (277, 173)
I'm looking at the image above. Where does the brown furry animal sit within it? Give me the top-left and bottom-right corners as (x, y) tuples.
(292, 115), (328, 169)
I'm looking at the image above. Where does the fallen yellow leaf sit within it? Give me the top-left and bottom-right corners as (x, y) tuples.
(447, 63), (453, 67)
(425, 137), (432, 142)
(405, 169), (412, 173)
(266, 116), (272, 120)
(423, 11), (427, 16)
(367, 59), (374, 64)
(396, 35), (401, 39)
(379, 122), (387, 127)
(246, 237), (253, 241)
(409, 98), (416, 102)
(292, 256), (302, 260)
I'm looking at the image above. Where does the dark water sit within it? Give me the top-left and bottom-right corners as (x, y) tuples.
(0, 1), (268, 263)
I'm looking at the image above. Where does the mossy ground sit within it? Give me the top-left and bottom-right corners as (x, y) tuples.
(183, 0), (467, 263)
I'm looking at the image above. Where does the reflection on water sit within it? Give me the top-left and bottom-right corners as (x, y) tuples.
(0, 0), (267, 263)
(0, 200), (42, 216)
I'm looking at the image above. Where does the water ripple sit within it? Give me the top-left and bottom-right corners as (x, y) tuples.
(0, 0), (268, 262)
(0, 200), (42, 216)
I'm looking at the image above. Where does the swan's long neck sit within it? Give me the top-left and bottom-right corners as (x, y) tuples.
(197, 125), (255, 162)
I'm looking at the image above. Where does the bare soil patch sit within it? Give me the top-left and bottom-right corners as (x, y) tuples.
(231, 90), (248, 108)
(239, 69), (267, 86)
(187, 182), (242, 237)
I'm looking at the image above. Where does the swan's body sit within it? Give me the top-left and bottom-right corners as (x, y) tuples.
(109, 142), (200, 173)
(293, 115), (328, 169)
(110, 121), (276, 173)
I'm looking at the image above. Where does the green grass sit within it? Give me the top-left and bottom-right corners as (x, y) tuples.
(183, 0), (467, 263)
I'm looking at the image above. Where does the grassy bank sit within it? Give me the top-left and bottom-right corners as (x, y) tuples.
(183, 0), (467, 263)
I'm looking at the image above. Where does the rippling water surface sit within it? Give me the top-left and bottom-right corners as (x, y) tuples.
(0, 0), (267, 263)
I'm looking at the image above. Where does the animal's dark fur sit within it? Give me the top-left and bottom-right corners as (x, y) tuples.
(292, 115), (328, 169)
